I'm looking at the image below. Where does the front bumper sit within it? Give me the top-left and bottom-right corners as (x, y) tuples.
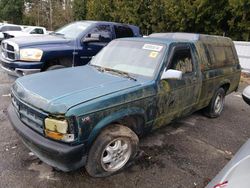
(0, 56), (43, 77)
(8, 104), (87, 172)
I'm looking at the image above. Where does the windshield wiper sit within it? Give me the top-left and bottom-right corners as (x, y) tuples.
(90, 64), (137, 81)
(90, 64), (105, 72)
(103, 67), (137, 81)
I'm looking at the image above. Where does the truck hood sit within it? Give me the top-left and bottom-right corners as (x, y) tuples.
(6, 34), (71, 47)
(12, 66), (143, 114)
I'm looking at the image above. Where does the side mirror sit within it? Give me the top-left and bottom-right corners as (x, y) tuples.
(83, 33), (101, 43)
(161, 69), (183, 80)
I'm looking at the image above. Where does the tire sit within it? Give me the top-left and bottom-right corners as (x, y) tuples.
(204, 88), (226, 118)
(85, 124), (139, 177)
(46, 65), (65, 71)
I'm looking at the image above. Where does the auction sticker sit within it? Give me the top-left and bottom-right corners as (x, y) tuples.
(143, 44), (163, 52)
(149, 51), (159, 58)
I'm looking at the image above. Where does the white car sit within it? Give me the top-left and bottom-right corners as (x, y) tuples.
(3, 26), (47, 39)
(0, 24), (23, 42)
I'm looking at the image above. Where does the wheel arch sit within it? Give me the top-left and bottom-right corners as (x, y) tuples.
(86, 107), (147, 149)
(42, 56), (73, 70)
(218, 79), (231, 94)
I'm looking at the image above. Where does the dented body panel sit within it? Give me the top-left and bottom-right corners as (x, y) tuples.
(8, 33), (241, 171)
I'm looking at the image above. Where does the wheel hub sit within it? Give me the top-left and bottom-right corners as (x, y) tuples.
(214, 94), (224, 114)
(101, 138), (131, 172)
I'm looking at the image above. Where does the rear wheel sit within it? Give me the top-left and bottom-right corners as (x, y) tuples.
(85, 124), (139, 177)
(204, 88), (225, 118)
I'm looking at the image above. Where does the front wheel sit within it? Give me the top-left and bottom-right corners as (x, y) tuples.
(85, 124), (139, 177)
(204, 88), (225, 118)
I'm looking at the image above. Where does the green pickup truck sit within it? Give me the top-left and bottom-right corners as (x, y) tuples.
(8, 33), (241, 177)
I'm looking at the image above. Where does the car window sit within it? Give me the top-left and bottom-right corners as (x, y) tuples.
(169, 48), (193, 74)
(31, 28), (44, 34)
(3, 26), (22, 31)
(114, 25), (134, 38)
(1, 26), (22, 32)
(1, 26), (9, 32)
(205, 45), (236, 67)
(86, 25), (112, 42)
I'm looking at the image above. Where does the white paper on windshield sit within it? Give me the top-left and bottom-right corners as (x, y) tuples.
(142, 44), (163, 52)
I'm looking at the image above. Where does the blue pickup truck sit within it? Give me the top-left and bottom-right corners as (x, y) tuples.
(0, 21), (141, 77)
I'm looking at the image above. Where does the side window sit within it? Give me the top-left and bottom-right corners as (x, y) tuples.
(208, 45), (235, 67)
(1, 26), (8, 32)
(224, 46), (235, 64)
(87, 25), (112, 42)
(213, 46), (226, 65)
(169, 48), (193, 74)
(9, 26), (22, 31)
(31, 28), (44, 34)
(114, 25), (134, 38)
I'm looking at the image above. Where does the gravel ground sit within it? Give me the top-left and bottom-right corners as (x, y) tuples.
(0, 68), (250, 188)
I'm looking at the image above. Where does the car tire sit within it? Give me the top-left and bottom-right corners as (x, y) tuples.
(85, 124), (139, 178)
(204, 88), (226, 118)
(46, 65), (65, 71)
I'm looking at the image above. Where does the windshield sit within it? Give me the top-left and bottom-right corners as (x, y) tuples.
(52, 22), (93, 39)
(23, 27), (34, 33)
(90, 40), (166, 78)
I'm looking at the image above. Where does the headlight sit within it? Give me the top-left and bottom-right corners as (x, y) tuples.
(45, 118), (75, 142)
(20, 48), (43, 61)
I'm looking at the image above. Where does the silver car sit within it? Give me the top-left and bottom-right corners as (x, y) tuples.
(206, 85), (250, 188)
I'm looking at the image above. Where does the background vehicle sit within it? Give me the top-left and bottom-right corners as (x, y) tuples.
(0, 24), (23, 42)
(242, 86), (250, 105)
(206, 139), (250, 188)
(206, 86), (250, 188)
(3, 26), (47, 39)
(8, 33), (241, 177)
(0, 21), (141, 77)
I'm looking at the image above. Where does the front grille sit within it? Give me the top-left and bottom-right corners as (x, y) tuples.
(7, 52), (15, 59)
(1, 41), (17, 61)
(12, 94), (47, 135)
(7, 44), (14, 51)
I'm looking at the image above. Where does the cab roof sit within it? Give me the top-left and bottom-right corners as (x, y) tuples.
(120, 32), (233, 46)
(150, 32), (233, 46)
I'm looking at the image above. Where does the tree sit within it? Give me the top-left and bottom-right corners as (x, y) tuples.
(0, 0), (24, 24)
(23, 0), (73, 30)
(228, 0), (250, 40)
(0, 0), (249, 41)
(73, 0), (87, 20)
(86, 0), (114, 21)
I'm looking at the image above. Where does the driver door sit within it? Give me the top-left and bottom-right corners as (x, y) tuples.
(154, 43), (200, 129)
(76, 24), (113, 66)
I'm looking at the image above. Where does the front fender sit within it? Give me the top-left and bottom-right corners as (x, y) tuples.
(87, 107), (147, 147)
